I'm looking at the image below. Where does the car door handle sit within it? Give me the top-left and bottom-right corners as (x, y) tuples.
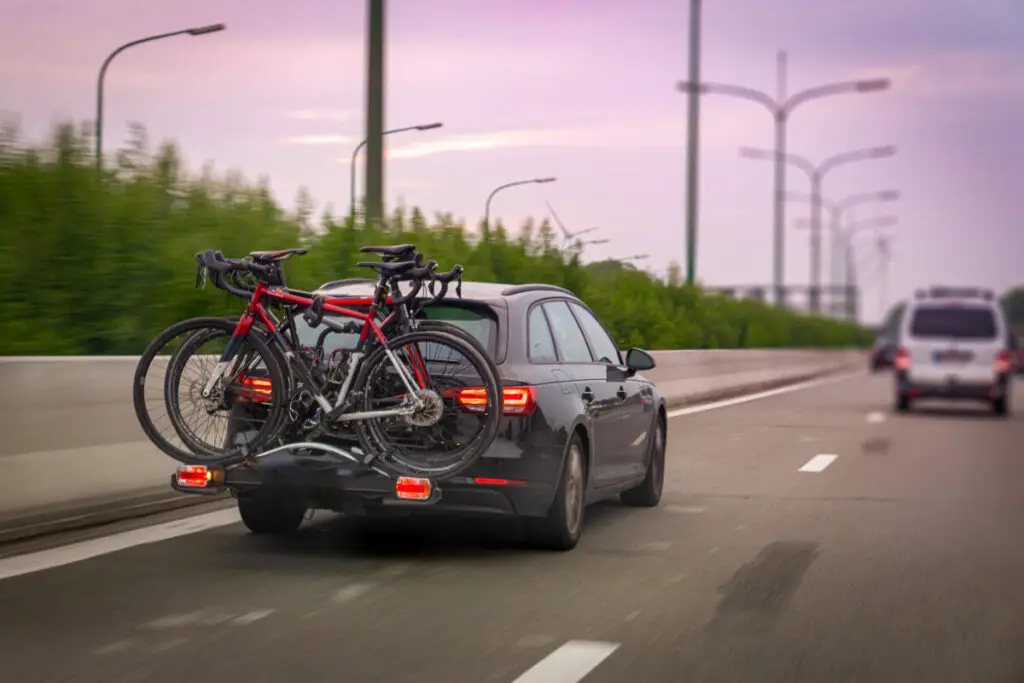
(581, 386), (595, 403)
(616, 386), (627, 400)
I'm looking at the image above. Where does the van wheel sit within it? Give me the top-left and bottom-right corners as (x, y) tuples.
(237, 492), (306, 535)
(524, 434), (587, 552)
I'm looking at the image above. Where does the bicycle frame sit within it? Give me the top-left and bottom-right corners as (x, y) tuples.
(202, 280), (429, 424)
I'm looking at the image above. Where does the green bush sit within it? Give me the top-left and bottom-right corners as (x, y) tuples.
(0, 121), (874, 355)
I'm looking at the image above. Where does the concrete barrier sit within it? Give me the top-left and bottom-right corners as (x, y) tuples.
(0, 349), (864, 538)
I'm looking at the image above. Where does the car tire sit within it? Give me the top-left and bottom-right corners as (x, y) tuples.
(992, 396), (1009, 417)
(524, 433), (587, 552)
(237, 493), (307, 535)
(895, 392), (911, 413)
(621, 417), (665, 508)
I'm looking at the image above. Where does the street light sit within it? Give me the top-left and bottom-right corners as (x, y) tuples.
(678, 51), (891, 306)
(96, 24), (227, 172)
(840, 215), (897, 320)
(484, 177), (557, 231)
(615, 254), (649, 264)
(787, 188), (900, 293)
(738, 144), (897, 311)
(348, 121), (443, 218)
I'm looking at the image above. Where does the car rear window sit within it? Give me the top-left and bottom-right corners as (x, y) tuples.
(293, 303), (498, 357)
(908, 305), (998, 340)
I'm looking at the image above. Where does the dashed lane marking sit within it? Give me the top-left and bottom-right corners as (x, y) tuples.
(510, 640), (620, 683)
(798, 454), (838, 473)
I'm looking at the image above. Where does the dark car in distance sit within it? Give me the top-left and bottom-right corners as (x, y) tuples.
(225, 281), (668, 552)
(871, 334), (897, 372)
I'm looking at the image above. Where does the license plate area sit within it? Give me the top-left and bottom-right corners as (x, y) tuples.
(933, 350), (973, 364)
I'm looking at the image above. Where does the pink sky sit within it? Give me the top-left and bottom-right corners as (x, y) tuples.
(3, 0), (1022, 323)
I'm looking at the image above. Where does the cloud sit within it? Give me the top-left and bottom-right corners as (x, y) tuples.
(281, 134), (354, 145)
(286, 109), (358, 123)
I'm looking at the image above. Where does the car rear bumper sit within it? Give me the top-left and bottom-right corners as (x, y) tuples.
(896, 370), (1009, 400)
(171, 447), (557, 519)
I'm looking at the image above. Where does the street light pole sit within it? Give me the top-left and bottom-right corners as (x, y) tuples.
(839, 214), (897, 320)
(738, 144), (897, 312)
(484, 177), (557, 232)
(678, 52), (890, 307)
(364, 0), (386, 228)
(95, 23), (226, 172)
(786, 188), (900, 312)
(349, 121), (442, 220)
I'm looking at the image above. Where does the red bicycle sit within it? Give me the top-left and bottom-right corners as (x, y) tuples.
(132, 245), (502, 480)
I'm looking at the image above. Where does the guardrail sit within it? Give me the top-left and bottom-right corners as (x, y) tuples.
(0, 349), (865, 539)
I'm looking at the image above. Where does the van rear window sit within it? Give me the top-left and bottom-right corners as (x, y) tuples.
(909, 306), (998, 340)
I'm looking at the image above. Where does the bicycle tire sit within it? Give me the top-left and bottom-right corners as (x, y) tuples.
(350, 328), (503, 479)
(132, 316), (288, 466)
(163, 324), (292, 460)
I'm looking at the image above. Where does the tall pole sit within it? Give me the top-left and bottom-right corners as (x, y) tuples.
(772, 51), (788, 307)
(364, 0), (386, 228)
(683, 0), (702, 286)
(95, 24), (226, 173)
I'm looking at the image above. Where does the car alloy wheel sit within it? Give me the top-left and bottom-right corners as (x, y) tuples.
(563, 442), (584, 536)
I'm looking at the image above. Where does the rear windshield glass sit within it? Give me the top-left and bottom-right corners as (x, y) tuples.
(293, 303), (498, 357)
(909, 305), (998, 340)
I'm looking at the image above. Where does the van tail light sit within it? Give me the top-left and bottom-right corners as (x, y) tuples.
(995, 350), (1012, 374)
(893, 347), (910, 370)
(444, 386), (537, 416)
(235, 374), (273, 403)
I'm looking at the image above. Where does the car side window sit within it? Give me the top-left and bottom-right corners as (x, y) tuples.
(527, 305), (559, 363)
(541, 300), (594, 363)
(569, 302), (621, 365)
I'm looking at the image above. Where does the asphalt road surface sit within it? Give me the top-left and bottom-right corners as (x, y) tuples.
(2, 371), (1022, 683)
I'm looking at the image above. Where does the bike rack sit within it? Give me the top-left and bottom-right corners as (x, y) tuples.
(247, 441), (391, 478)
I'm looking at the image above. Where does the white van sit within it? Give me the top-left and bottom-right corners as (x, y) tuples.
(894, 286), (1014, 415)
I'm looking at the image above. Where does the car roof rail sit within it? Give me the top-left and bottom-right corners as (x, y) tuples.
(500, 283), (575, 297)
(318, 277), (377, 290)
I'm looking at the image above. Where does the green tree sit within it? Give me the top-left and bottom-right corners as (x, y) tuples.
(0, 121), (874, 355)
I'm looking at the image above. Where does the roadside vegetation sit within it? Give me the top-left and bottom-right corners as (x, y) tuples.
(0, 121), (874, 355)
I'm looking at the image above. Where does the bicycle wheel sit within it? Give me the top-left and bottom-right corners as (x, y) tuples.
(350, 329), (502, 479)
(412, 319), (500, 385)
(133, 316), (289, 466)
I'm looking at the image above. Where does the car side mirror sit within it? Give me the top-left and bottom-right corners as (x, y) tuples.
(625, 348), (655, 372)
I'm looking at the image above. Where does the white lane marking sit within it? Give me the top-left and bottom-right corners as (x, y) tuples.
(332, 582), (375, 603)
(665, 504), (707, 515)
(639, 541), (672, 552)
(667, 370), (864, 419)
(233, 609), (275, 626)
(799, 454), (838, 472)
(0, 509), (240, 581)
(510, 640), (620, 683)
(866, 411), (886, 424)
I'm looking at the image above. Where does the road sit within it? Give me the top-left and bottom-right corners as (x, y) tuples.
(1, 372), (1022, 683)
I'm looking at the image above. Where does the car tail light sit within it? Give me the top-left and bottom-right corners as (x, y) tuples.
(175, 464), (223, 489)
(893, 347), (910, 370)
(444, 386), (537, 416)
(396, 476), (432, 501)
(236, 374), (273, 403)
(995, 350), (1012, 374)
